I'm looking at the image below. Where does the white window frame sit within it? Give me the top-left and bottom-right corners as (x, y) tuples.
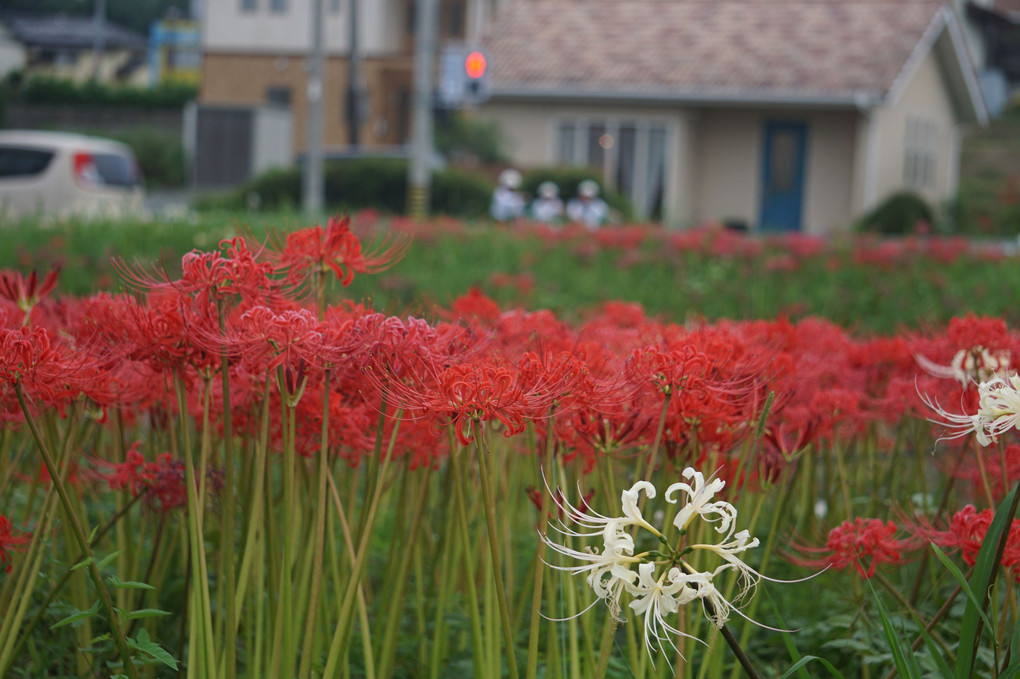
(552, 116), (672, 219)
(903, 116), (938, 190)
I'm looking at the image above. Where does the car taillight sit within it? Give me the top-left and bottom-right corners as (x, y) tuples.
(72, 152), (102, 188)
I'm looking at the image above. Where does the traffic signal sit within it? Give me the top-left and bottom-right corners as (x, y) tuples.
(463, 49), (490, 104)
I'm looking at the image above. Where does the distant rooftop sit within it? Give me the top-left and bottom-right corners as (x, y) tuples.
(482, 0), (947, 103)
(1, 13), (147, 51)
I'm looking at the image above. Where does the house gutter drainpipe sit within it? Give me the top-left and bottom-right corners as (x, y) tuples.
(408, 0), (438, 219)
(92, 0), (106, 81)
(347, 0), (361, 147)
(303, 0), (326, 215)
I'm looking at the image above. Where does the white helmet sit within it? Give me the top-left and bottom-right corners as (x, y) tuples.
(578, 179), (599, 198)
(538, 181), (559, 198)
(498, 169), (522, 189)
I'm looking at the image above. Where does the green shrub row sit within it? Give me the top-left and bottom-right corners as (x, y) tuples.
(204, 160), (635, 220)
(13, 76), (197, 108)
(97, 127), (187, 188)
(204, 158), (494, 218)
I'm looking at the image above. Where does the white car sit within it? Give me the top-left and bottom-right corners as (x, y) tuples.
(0, 131), (145, 221)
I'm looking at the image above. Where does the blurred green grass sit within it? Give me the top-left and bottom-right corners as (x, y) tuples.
(2, 211), (1019, 334)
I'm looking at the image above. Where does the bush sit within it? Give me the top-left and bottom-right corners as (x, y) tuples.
(434, 111), (508, 165)
(98, 127), (187, 188)
(520, 167), (633, 220)
(857, 191), (934, 235)
(17, 77), (197, 108)
(218, 158), (495, 218)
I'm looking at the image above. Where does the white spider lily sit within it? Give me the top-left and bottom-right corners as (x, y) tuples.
(539, 466), (803, 663)
(666, 467), (737, 534)
(627, 563), (704, 658)
(924, 373), (1020, 447)
(916, 347), (1010, 387)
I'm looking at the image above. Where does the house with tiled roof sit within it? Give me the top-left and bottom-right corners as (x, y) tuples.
(478, 0), (988, 231)
(0, 13), (149, 84)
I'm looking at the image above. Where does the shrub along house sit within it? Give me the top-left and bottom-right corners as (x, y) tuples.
(478, 0), (989, 231)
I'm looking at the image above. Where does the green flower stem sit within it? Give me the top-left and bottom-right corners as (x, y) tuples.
(176, 376), (217, 679)
(475, 427), (521, 679)
(15, 385), (139, 679)
(377, 468), (432, 679)
(217, 300), (238, 679)
(0, 482), (58, 675)
(450, 442), (486, 678)
(325, 470), (377, 679)
(298, 369), (332, 679)
(641, 391), (672, 485)
(429, 461), (460, 679)
(321, 409), (402, 677)
(527, 418), (558, 679)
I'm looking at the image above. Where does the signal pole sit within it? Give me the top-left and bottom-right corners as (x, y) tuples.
(408, 0), (438, 219)
(303, 0), (325, 214)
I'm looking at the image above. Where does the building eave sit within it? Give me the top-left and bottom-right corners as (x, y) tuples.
(489, 86), (883, 110)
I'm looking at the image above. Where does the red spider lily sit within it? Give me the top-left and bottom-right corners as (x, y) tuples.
(98, 442), (159, 496)
(271, 215), (408, 289)
(790, 518), (915, 579)
(0, 325), (84, 413)
(0, 515), (31, 574)
(0, 266), (60, 321)
(191, 304), (326, 378)
(911, 505), (1020, 581)
(378, 352), (580, 446)
(447, 286), (502, 323)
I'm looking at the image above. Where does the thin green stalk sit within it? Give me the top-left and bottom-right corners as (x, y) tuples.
(450, 443), (487, 678)
(15, 385), (138, 679)
(298, 369), (332, 679)
(320, 408), (403, 677)
(475, 427), (521, 679)
(377, 468), (433, 679)
(218, 300), (238, 679)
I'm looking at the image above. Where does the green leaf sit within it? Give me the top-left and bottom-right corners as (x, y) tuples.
(930, 543), (994, 632)
(70, 556), (94, 572)
(95, 550), (122, 571)
(127, 628), (178, 670)
(955, 483), (1019, 679)
(120, 608), (171, 622)
(866, 577), (920, 679)
(779, 656), (847, 679)
(50, 601), (101, 630)
(107, 574), (155, 590)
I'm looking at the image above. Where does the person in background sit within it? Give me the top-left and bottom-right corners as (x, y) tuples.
(490, 168), (526, 222)
(530, 181), (564, 224)
(566, 179), (610, 230)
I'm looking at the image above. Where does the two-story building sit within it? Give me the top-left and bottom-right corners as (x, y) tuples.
(200, 0), (503, 152)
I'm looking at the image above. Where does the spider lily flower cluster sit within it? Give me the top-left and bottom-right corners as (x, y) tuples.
(925, 372), (1020, 447)
(542, 468), (783, 658)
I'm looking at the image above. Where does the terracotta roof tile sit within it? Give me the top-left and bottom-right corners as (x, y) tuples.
(482, 0), (945, 100)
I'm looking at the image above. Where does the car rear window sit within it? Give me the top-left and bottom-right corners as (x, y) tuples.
(92, 152), (141, 187)
(0, 146), (55, 178)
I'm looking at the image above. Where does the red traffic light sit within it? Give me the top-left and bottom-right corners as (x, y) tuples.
(465, 51), (487, 80)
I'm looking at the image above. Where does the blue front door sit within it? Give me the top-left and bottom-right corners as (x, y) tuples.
(759, 122), (807, 231)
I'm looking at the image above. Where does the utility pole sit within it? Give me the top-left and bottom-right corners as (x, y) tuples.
(408, 0), (438, 219)
(347, 0), (361, 147)
(91, 0), (106, 81)
(303, 0), (326, 215)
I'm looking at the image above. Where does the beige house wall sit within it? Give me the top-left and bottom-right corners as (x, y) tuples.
(479, 102), (693, 223)
(692, 108), (856, 233)
(201, 52), (413, 152)
(482, 102), (858, 230)
(870, 46), (960, 208)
